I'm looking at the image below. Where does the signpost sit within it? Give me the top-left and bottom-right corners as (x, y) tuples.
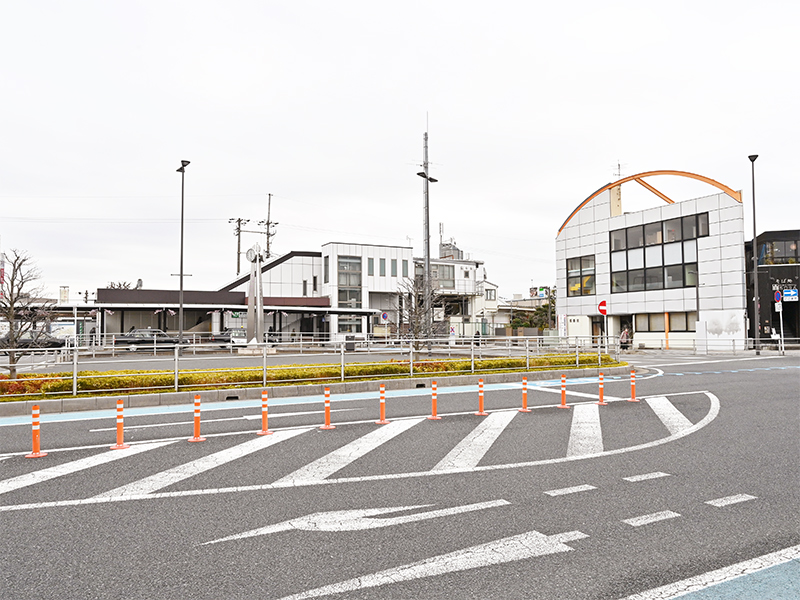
(774, 291), (784, 355)
(598, 301), (608, 353)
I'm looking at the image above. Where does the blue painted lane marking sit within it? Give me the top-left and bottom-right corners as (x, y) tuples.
(675, 558), (800, 599)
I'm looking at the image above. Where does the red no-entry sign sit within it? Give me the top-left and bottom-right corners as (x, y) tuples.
(598, 300), (607, 315)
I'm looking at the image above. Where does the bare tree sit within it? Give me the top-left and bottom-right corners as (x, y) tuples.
(0, 250), (56, 380)
(395, 278), (438, 349)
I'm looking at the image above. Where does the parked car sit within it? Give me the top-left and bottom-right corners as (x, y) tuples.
(0, 330), (66, 349)
(114, 328), (179, 350)
(209, 328), (248, 347)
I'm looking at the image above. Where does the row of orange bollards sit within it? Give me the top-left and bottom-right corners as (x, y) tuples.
(24, 371), (640, 457)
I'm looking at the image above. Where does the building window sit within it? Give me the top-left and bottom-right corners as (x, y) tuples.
(402, 259), (408, 277)
(611, 272), (627, 293)
(645, 222), (662, 246)
(324, 256), (329, 284)
(610, 230), (626, 251)
(368, 257), (374, 276)
(337, 256), (361, 308)
(649, 313), (666, 332)
(432, 264), (455, 289)
(391, 259), (397, 277)
(628, 269), (645, 292)
(302, 280), (308, 296)
(338, 316), (362, 333)
(664, 264), (684, 288)
(663, 218), (682, 243)
(567, 254), (596, 296)
(380, 258), (386, 276)
(698, 213), (709, 237)
(313, 275), (317, 292)
(645, 267), (664, 290)
(485, 289), (496, 301)
(627, 226), (644, 248)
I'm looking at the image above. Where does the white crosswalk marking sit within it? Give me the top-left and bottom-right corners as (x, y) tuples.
(0, 441), (175, 495)
(432, 411), (517, 472)
(272, 418), (424, 486)
(566, 404), (603, 457)
(95, 429), (308, 498)
(646, 396), (693, 435)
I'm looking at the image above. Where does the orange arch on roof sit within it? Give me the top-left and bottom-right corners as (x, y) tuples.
(557, 170), (742, 236)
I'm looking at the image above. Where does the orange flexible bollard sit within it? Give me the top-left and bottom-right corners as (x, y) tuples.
(519, 376), (531, 412)
(596, 372), (608, 405)
(257, 390), (273, 435)
(320, 387), (335, 430)
(376, 383), (390, 424)
(110, 399), (130, 449)
(475, 378), (488, 416)
(188, 394), (206, 442)
(558, 374), (570, 409)
(628, 370), (639, 402)
(25, 405), (48, 458)
(427, 380), (441, 420)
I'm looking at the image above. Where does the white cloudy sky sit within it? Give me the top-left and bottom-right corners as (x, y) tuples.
(1, 1), (798, 302)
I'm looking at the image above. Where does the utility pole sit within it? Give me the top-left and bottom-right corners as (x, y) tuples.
(258, 193), (278, 260)
(229, 218), (250, 276)
(417, 133), (438, 348)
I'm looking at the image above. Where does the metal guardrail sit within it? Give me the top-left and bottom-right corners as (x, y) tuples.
(0, 336), (618, 400)
(0, 334), (795, 400)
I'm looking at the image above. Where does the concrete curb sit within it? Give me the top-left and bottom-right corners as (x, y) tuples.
(0, 365), (633, 417)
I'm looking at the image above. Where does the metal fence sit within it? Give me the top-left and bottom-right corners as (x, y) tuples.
(0, 334), (795, 400)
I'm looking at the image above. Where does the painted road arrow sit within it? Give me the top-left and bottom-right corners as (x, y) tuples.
(202, 499), (510, 545)
(277, 528), (589, 599)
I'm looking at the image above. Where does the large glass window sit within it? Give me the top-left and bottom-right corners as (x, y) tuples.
(402, 259), (408, 277)
(627, 248), (644, 269)
(566, 255), (596, 296)
(645, 245), (663, 267)
(379, 258), (386, 276)
(367, 257), (374, 276)
(611, 272), (627, 293)
(391, 259), (397, 277)
(698, 213), (709, 237)
(649, 313), (666, 332)
(663, 218), (682, 243)
(611, 251), (627, 272)
(610, 229), (626, 251)
(663, 242), (682, 265)
(670, 312), (687, 331)
(627, 226), (644, 248)
(432, 264), (455, 289)
(628, 269), (645, 292)
(337, 316), (362, 333)
(664, 264), (684, 288)
(682, 215), (697, 239)
(684, 263), (698, 287)
(635, 314), (650, 331)
(645, 267), (664, 290)
(645, 222), (663, 246)
(337, 256), (361, 308)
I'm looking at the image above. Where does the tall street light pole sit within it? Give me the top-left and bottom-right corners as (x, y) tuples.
(417, 132), (437, 348)
(177, 160), (190, 346)
(748, 154), (760, 356)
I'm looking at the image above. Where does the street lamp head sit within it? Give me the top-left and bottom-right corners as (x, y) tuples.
(428, 177), (438, 183)
(177, 160), (190, 173)
(748, 155), (758, 163)
(417, 172), (426, 178)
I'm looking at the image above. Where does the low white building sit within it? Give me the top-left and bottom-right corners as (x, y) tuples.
(556, 170), (747, 350)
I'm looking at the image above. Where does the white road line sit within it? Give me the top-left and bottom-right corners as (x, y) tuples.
(622, 510), (681, 527)
(88, 409), (355, 432)
(646, 396), (693, 435)
(0, 441), (175, 495)
(271, 418), (423, 485)
(536, 386), (623, 401)
(644, 356), (779, 368)
(204, 500), (510, 545)
(94, 429), (308, 498)
(623, 472), (671, 482)
(544, 484), (597, 496)
(566, 403), (603, 457)
(705, 494), (757, 507)
(432, 411), (517, 472)
(275, 528), (588, 600)
(0, 394), (722, 512)
(622, 544), (800, 600)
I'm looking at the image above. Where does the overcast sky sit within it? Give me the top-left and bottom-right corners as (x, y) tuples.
(2, 1), (797, 303)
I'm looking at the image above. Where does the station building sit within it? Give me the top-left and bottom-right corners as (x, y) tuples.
(555, 170), (747, 350)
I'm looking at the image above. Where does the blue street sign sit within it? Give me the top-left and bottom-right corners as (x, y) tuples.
(783, 288), (798, 302)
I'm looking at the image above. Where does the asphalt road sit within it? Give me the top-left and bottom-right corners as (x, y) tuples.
(1, 353), (798, 599)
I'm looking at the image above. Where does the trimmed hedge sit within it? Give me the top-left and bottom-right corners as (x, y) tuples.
(0, 353), (621, 401)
